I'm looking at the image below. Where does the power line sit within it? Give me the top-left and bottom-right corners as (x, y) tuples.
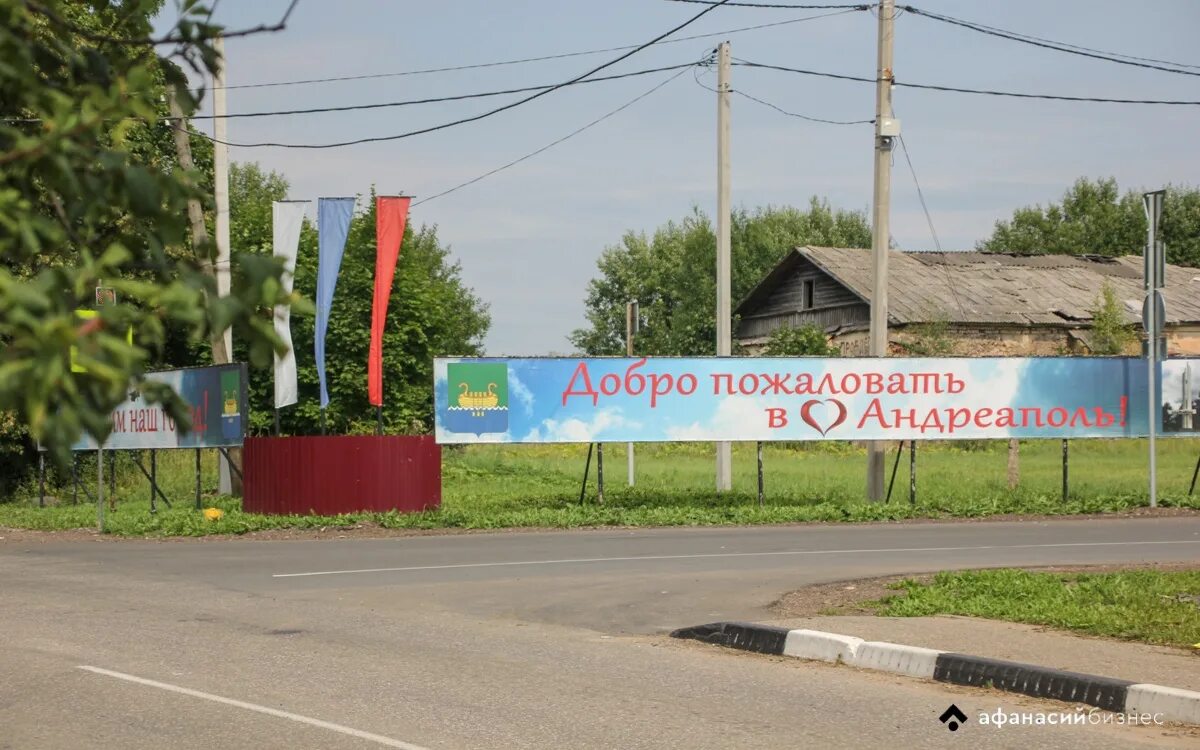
(734, 59), (1200, 105)
(1, 64), (697, 125)
(900, 5), (1200, 78)
(186, 64), (696, 120)
(694, 63), (871, 123)
(663, 0), (868, 8)
(415, 66), (693, 207)
(896, 134), (940, 252)
(736, 88), (873, 124)
(185, 0), (736, 149)
(204, 8), (863, 92)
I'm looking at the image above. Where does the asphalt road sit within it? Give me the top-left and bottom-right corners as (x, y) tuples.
(2, 516), (1199, 749)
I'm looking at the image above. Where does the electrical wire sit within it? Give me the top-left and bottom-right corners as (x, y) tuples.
(734, 59), (1200, 105)
(896, 134), (941, 252)
(203, 8), (863, 92)
(184, 64), (695, 120)
(181, 0), (736, 148)
(415, 66), (692, 207)
(735, 88), (873, 125)
(663, 0), (869, 8)
(900, 5), (1200, 78)
(693, 63), (871, 123)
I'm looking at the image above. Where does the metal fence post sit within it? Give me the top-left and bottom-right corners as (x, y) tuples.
(909, 440), (917, 505)
(597, 443), (605, 504)
(756, 442), (764, 507)
(579, 443), (594, 504)
(1062, 439), (1069, 502)
(195, 448), (202, 510)
(150, 449), (157, 513)
(38, 451), (45, 508)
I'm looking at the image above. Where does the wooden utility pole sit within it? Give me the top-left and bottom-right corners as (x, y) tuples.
(715, 41), (733, 493)
(867, 1), (896, 501)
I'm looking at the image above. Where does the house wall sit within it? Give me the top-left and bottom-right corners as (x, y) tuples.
(824, 325), (1200, 357)
(736, 256), (869, 344)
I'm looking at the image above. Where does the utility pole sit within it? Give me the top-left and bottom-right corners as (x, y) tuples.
(626, 299), (638, 487)
(867, 1), (896, 501)
(167, 93), (227, 365)
(212, 36), (239, 496)
(1144, 189), (1166, 509)
(715, 41), (733, 493)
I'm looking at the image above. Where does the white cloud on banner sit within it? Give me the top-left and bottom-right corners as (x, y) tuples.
(666, 396), (771, 441)
(525, 408), (637, 442)
(508, 370), (535, 417)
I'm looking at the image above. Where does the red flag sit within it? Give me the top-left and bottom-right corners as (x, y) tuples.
(368, 196), (411, 407)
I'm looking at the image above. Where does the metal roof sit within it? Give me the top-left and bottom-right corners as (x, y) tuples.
(737, 247), (1200, 327)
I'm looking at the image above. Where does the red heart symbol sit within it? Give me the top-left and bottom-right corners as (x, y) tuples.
(800, 399), (847, 436)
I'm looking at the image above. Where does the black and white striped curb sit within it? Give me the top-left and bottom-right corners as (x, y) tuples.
(671, 622), (1200, 726)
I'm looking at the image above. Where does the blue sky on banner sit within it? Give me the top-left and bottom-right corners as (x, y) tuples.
(432, 357), (1175, 444)
(168, 1), (1199, 355)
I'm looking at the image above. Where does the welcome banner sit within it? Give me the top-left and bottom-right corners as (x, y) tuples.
(434, 357), (1200, 444)
(72, 364), (248, 451)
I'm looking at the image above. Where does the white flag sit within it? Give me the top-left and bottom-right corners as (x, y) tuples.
(273, 201), (307, 409)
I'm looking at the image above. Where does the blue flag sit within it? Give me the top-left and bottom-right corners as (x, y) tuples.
(315, 197), (355, 409)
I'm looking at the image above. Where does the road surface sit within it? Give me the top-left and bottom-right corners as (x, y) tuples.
(2, 516), (1198, 748)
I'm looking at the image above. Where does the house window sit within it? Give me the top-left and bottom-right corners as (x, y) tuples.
(802, 280), (815, 310)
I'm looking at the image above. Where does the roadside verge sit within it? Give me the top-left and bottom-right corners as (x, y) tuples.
(671, 621), (1200, 726)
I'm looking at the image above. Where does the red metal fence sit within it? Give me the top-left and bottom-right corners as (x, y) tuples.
(243, 435), (441, 515)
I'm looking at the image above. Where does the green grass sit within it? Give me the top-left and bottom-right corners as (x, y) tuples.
(2, 439), (1199, 536)
(872, 568), (1200, 649)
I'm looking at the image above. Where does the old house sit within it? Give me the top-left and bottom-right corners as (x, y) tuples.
(735, 246), (1200, 356)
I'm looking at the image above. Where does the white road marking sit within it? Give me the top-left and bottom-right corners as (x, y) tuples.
(272, 539), (1200, 578)
(77, 666), (431, 750)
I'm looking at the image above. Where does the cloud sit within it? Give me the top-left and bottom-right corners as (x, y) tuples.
(525, 408), (637, 442)
(666, 396), (773, 441)
(508, 370), (535, 417)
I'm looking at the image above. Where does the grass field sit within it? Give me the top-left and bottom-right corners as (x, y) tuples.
(872, 568), (1200, 649)
(2, 438), (1199, 536)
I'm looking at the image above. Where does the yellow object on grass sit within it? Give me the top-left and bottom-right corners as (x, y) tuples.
(203, 508), (224, 521)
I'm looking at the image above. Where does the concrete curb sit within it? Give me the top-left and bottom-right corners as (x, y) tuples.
(671, 622), (1200, 726)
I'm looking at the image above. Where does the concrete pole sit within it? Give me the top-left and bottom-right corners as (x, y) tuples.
(715, 41), (733, 493)
(867, 1), (895, 501)
(627, 300), (636, 487)
(213, 37), (237, 496)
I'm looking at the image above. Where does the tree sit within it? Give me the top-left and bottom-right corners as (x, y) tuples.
(1088, 281), (1136, 355)
(570, 199), (872, 355)
(978, 177), (1200, 267)
(224, 167), (491, 436)
(0, 1), (291, 467)
(762, 325), (839, 356)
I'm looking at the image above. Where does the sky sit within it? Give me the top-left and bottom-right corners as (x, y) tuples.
(160, 0), (1200, 355)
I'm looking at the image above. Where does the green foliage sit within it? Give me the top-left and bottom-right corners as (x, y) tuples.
(0, 0), (289, 466)
(763, 325), (840, 356)
(222, 168), (490, 435)
(6, 439), (1200, 533)
(876, 568), (1200, 648)
(979, 177), (1200, 267)
(902, 311), (955, 356)
(570, 199), (871, 355)
(1089, 281), (1136, 355)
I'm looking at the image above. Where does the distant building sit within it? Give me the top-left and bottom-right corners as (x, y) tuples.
(735, 247), (1200, 356)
